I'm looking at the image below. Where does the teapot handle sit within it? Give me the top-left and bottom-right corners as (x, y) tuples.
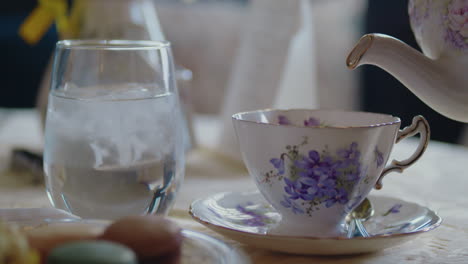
(375, 116), (430, 190)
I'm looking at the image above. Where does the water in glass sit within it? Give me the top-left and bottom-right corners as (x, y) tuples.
(43, 40), (185, 220)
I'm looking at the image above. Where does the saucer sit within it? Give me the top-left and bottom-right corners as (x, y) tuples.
(181, 229), (250, 264)
(189, 191), (441, 255)
(3, 212), (250, 264)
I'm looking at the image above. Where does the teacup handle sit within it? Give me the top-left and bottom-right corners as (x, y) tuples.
(375, 115), (430, 190)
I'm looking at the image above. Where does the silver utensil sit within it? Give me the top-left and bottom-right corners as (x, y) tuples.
(348, 198), (374, 238)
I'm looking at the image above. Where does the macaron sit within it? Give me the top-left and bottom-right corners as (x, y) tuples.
(46, 240), (137, 264)
(99, 215), (183, 259)
(26, 222), (104, 259)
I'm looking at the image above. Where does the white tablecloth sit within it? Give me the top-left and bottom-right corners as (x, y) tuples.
(0, 110), (467, 263)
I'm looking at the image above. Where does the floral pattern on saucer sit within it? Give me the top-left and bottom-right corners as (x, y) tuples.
(235, 202), (275, 227)
(190, 191), (441, 255)
(383, 203), (403, 216)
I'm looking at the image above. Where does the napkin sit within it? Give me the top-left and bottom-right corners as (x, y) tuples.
(216, 0), (319, 162)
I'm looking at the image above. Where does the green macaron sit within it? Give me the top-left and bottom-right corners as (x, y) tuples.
(47, 240), (137, 264)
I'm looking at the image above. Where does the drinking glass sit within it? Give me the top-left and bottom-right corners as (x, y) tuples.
(44, 40), (185, 220)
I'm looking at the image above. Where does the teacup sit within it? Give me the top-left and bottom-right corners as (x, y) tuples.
(232, 109), (430, 237)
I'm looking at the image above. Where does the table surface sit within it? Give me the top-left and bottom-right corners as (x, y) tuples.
(0, 110), (467, 263)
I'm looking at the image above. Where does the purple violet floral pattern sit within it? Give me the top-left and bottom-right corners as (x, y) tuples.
(277, 115), (323, 127)
(409, 0), (468, 50)
(409, 0), (431, 29)
(374, 146), (384, 168)
(264, 138), (368, 216)
(235, 203), (273, 227)
(445, 0), (468, 50)
(304, 117), (321, 127)
(278, 115), (292, 125)
(280, 195), (305, 214)
(383, 204), (403, 216)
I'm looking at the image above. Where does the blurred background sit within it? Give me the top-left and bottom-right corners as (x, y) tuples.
(1, 0), (465, 145)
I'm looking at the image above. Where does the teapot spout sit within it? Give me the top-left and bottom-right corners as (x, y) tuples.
(347, 33), (468, 123)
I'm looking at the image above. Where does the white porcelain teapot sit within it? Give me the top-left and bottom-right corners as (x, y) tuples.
(347, 0), (468, 122)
